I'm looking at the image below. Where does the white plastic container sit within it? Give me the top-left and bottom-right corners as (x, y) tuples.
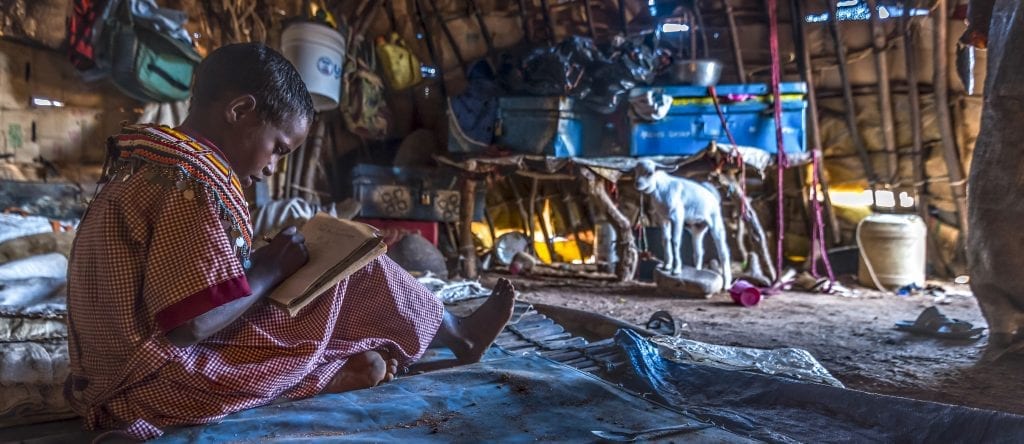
(280, 22), (346, 111)
(856, 213), (927, 290)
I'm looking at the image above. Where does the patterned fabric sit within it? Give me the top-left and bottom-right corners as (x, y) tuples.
(105, 124), (253, 261)
(66, 126), (444, 440)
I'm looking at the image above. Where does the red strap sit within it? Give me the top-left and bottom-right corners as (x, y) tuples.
(767, 0), (786, 281)
(708, 86), (748, 217)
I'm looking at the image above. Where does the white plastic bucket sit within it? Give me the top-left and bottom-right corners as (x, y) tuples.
(281, 22), (346, 111)
(856, 213), (927, 290)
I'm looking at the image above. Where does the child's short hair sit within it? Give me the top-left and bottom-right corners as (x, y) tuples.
(191, 43), (315, 125)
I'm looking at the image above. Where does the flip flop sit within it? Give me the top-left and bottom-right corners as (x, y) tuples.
(646, 310), (678, 336)
(895, 306), (986, 340)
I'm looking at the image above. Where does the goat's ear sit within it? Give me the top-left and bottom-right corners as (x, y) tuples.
(660, 164), (680, 173)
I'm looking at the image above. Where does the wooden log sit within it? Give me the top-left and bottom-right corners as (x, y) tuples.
(412, 0), (448, 97)
(580, 168), (636, 281)
(507, 177), (535, 255)
(901, 0), (949, 274)
(424, 0), (467, 70)
(933, 0), (970, 237)
(287, 141), (304, 199)
(460, 177), (478, 279)
(536, 196), (560, 263)
(539, 0), (556, 44)
(528, 177), (541, 256)
(617, 0), (627, 33)
(790, 0), (841, 245)
(483, 206), (498, 247)
(827, 0), (879, 204)
(302, 118), (326, 203)
(724, 0), (745, 82)
(902, 1), (926, 215)
(516, 0), (533, 43)
(692, 1), (709, 58)
(583, 0), (597, 41)
(865, 0), (899, 183)
(466, 0), (496, 60)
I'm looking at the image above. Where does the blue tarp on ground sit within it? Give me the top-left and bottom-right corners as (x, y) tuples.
(5, 332), (1024, 443)
(1, 351), (750, 443)
(614, 329), (1024, 444)
(153, 354), (748, 443)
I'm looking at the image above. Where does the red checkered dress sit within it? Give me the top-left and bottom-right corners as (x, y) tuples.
(66, 125), (443, 440)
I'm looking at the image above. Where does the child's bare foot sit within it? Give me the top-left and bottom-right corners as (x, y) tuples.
(323, 350), (399, 393)
(438, 278), (516, 364)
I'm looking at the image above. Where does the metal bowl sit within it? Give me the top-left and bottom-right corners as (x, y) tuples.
(494, 231), (531, 266)
(671, 59), (723, 86)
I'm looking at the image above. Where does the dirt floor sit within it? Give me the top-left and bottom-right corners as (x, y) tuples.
(480, 272), (1024, 416)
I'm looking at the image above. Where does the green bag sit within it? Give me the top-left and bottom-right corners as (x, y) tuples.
(106, 0), (201, 103)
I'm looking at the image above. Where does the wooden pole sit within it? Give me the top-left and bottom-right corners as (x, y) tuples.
(901, 0), (947, 275)
(466, 0), (496, 60)
(865, 0), (899, 184)
(828, 0), (879, 206)
(424, 0), (467, 70)
(539, 0), (556, 44)
(302, 118), (326, 203)
(483, 206), (497, 246)
(460, 177), (478, 279)
(580, 168), (636, 282)
(507, 176), (535, 254)
(932, 0), (970, 237)
(528, 177), (545, 257)
(617, 0), (628, 34)
(692, 1), (709, 59)
(724, 0), (745, 82)
(517, 0), (533, 42)
(902, 0), (925, 217)
(790, 0), (841, 244)
(537, 196), (560, 263)
(688, 11), (698, 61)
(582, 0), (597, 41)
(288, 142), (305, 199)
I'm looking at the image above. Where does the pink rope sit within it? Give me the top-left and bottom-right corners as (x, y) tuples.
(766, 0), (835, 286)
(708, 85), (748, 216)
(811, 150), (836, 283)
(767, 0), (787, 281)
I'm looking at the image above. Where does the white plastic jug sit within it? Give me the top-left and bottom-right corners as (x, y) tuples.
(856, 213), (927, 290)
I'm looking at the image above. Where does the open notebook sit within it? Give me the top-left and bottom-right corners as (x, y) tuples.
(267, 213), (386, 316)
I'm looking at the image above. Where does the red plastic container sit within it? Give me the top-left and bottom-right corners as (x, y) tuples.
(729, 280), (762, 307)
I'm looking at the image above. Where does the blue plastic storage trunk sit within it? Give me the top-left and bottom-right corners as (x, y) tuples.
(630, 83), (808, 157)
(495, 97), (626, 158)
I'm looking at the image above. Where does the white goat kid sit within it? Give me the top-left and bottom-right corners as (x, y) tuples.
(634, 159), (731, 289)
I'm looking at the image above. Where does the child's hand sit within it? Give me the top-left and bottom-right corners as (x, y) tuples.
(255, 226), (309, 283)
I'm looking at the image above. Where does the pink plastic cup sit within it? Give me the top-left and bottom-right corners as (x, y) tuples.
(729, 280), (762, 307)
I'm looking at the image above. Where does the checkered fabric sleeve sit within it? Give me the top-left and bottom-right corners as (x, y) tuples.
(138, 180), (252, 333)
